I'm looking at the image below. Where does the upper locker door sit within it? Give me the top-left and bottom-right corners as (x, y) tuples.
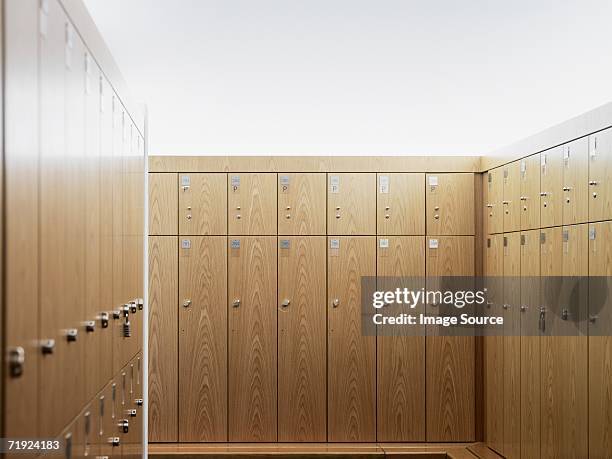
(589, 128), (612, 221)
(328, 174), (376, 235)
(426, 173), (474, 235)
(179, 237), (227, 441)
(149, 173), (178, 235)
(485, 169), (503, 234)
(278, 236), (326, 441)
(328, 236), (376, 441)
(425, 236), (475, 442)
(228, 174), (277, 235)
(377, 236), (425, 441)
(178, 174), (227, 235)
(588, 221), (612, 458)
(228, 237), (277, 441)
(278, 173), (326, 235)
(377, 173), (425, 235)
(519, 155), (540, 230)
(562, 138), (588, 225)
(540, 146), (563, 228)
(502, 162), (521, 232)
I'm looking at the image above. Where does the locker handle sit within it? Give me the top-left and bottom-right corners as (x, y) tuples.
(281, 299), (290, 308)
(589, 315), (598, 323)
(84, 321), (96, 333)
(539, 307), (546, 332)
(539, 192), (548, 197)
(66, 328), (78, 342)
(332, 298), (339, 308)
(562, 187), (572, 192)
(520, 305), (528, 312)
(520, 196), (528, 201)
(41, 339), (55, 355)
(232, 299), (241, 308)
(589, 181), (599, 186)
(182, 299), (192, 308)
(486, 204), (494, 208)
(502, 200), (510, 205)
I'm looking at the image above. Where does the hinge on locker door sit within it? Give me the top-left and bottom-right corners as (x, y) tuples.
(7, 346), (25, 377)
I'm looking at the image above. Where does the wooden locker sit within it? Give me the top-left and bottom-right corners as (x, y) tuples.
(485, 168), (503, 234)
(178, 173), (227, 235)
(148, 236), (178, 441)
(328, 236), (376, 441)
(588, 128), (612, 221)
(178, 236), (227, 441)
(278, 236), (327, 441)
(588, 221), (612, 458)
(327, 173), (376, 235)
(228, 236), (277, 441)
(278, 173), (326, 235)
(502, 162), (521, 232)
(426, 173), (475, 235)
(540, 146), (563, 228)
(562, 138), (588, 225)
(377, 173), (425, 235)
(149, 173), (178, 235)
(519, 154), (540, 230)
(425, 236), (475, 442)
(483, 234), (503, 454)
(502, 233), (520, 459)
(4, 0), (40, 440)
(519, 230), (540, 459)
(377, 236), (426, 441)
(228, 174), (277, 235)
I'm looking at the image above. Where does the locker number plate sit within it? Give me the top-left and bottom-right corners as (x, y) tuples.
(181, 239), (191, 249)
(379, 175), (389, 194)
(231, 175), (240, 192)
(330, 176), (340, 194)
(181, 175), (191, 187)
(231, 239), (241, 249)
(429, 239), (439, 249)
(280, 239), (291, 249)
(330, 239), (340, 249)
(379, 238), (389, 248)
(280, 175), (290, 193)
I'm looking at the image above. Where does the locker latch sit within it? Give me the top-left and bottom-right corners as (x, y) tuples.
(118, 419), (129, 434)
(41, 339), (56, 355)
(8, 346), (25, 378)
(561, 309), (570, 321)
(129, 301), (138, 314)
(232, 299), (241, 308)
(126, 409), (137, 418)
(137, 298), (144, 310)
(134, 398), (143, 407)
(66, 328), (78, 342)
(108, 437), (120, 447)
(99, 312), (109, 328)
(85, 320), (96, 333)
(281, 299), (290, 308)
(332, 299), (340, 308)
(182, 299), (192, 308)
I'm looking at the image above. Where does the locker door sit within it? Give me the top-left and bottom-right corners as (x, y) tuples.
(540, 146), (563, 228)
(425, 236), (475, 441)
(149, 173), (178, 235)
(228, 237), (277, 441)
(588, 128), (612, 221)
(485, 169), (503, 234)
(278, 173), (326, 235)
(502, 233), (520, 459)
(179, 174), (227, 235)
(148, 236), (178, 441)
(328, 174), (376, 235)
(377, 174), (425, 235)
(519, 230), (540, 459)
(178, 236), (227, 441)
(562, 138), (589, 225)
(426, 173), (475, 235)
(328, 236), (376, 441)
(483, 234), (503, 454)
(502, 162), (521, 232)
(228, 174), (277, 235)
(519, 154), (540, 230)
(377, 236), (425, 441)
(278, 236), (326, 441)
(588, 221), (612, 458)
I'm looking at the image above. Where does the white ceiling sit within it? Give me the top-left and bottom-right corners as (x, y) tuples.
(84, 0), (612, 156)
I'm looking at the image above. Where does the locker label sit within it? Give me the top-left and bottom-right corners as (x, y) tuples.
(563, 146), (570, 164)
(488, 172), (492, 183)
(330, 176), (340, 194)
(487, 238), (491, 248)
(521, 234), (526, 245)
(503, 168), (508, 179)
(280, 175), (290, 193)
(379, 175), (390, 194)
(540, 232), (546, 244)
(520, 159), (526, 174)
(541, 153), (547, 174)
(590, 136), (598, 160)
(330, 239), (340, 249)
(181, 175), (191, 187)
(231, 175), (240, 192)
(280, 239), (291, 249)
(428, 175), (438, 187)
(562, 229), (569, 242)
(589, 227), (596, 240)
(379, 238), (389, 248)
(428, 239), (439, 249)
(231, 239), (241, 249)
(181, 239), (191, 249)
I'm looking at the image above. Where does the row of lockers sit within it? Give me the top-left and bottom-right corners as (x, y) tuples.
(483, 222), (612, 459)
(148, 235), (475, 443)
(485, 128), (612, 233)
(149, 172), (476, 236)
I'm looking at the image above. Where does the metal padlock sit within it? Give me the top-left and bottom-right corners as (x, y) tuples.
(123, 320), (132, 338)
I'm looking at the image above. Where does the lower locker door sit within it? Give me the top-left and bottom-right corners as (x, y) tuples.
(228, 236), (277, 441)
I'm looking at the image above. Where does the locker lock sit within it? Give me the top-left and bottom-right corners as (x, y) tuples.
(122, 320), (132, 338)
(520, 305), (528, 312)
(502, 304), (509, 310)
(182, 299), (192, 308)
(433, 214), (439, 220)
(232, 299), (241, 308)
(285, 214), (291, 219)
(126, 409), (137, 418)
(281, 299), (290, 308)
(8, 346), (25, 378)
(539, 307), (546, 333)
(118, 419), (129, 434)
(112, 310), (121, 320)
(385, 206), (390, 211)
(589, 314), (598, 323)
(121, 304), (130, 317)
(385, 214), (390, 219)
(85, 321), (96, 333)
(66, 328), (78, 342)
(99, 312), (110, 328)
(332, 298), (340, 308)
(134, 398), (143, 407)
(486, 204), (494, 208)
(561, 309), (570, 321)
(562, 186), (572, 191)
(129, 302), (138, 314)
(108, 437), (120, 447)
(137, 298), (144, 310)
(434, 206), (439, 211)
(186, 214), (192, 220)
(41, 339), (56, 355)
(335, 213), (341, 219)
(540, 191), (548, 197)
(520, 196), (528, 201)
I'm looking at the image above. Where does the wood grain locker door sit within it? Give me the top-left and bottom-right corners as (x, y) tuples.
(4, 0), (40, 440)
(425, 236), (475, 442)
(328, 174), (376, 235)
(228, 236), (277, 441)
(328, 236), (376, 441)
(519, 230), (540, 459)
(178, 236), (227, 441)
(561, 138), (588, 225)
(588, 221), (612, 458)
(519, 154), (540, 230)
(278, 173), (326, 235)
(485, 169), (503, 234)
(377, 174), (425, 235)
(179, 174), (227, 235)
(377, 236), (426, 441)
(148, 236), (178, 441)
(228, 174), (277, 235)
(278, 236), (327, 441)
(483, 234), (503, 455)
(502, 162), (521, 232)
(502, 233), (520, 459)
(540, 146), (563, 228)
(426, 173), (475, 235)
(149, 173), (178, 235)
(588, 128), (612, 221)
